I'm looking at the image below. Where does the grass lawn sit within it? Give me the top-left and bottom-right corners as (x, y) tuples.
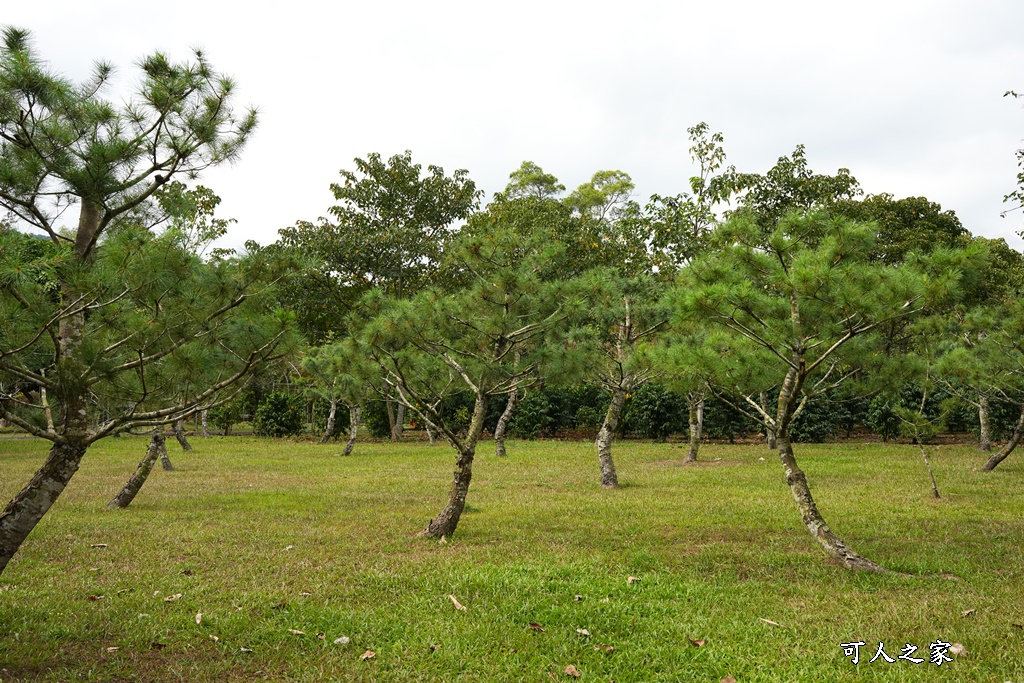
(1, 435), (1022, 682)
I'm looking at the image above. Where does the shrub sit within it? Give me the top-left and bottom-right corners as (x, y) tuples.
(252, 392), (305, 437)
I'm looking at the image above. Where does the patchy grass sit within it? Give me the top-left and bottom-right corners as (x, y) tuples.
(0, 436), (1022, 682)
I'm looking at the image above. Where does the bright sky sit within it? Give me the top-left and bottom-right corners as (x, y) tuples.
(7, 1), (1024, 251)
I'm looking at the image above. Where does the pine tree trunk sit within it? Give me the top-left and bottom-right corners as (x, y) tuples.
(201, 409), (210, 438)
(107, 435), (163, 509)
(494, 390), (520, 457)
(776, 434), (885, 571)
(426, 423), (438, 445)
(982, 404), (1024, 471)
(917, 442), (941, 498)
(343, 406), (361, 456)
(394, 402), (406, 441)
(685, 395), (704, 463)
(159, 436), (174, 471)
(595, 386), (627, 489)
(321, 398), (338, 444)
(0, 440), (88, 575)
(761, 390), (777, 449)
(421, 394), (488, 538)
(173, 419), (193, 452)
(386, 395), (397, 442)
(978, 393), (992, 452)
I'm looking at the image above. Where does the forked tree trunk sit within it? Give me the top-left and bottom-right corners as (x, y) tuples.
(343, 406), (361, 456)
(685, 394), (704, 463)
(321, 398), (338, 444)
(421, 393), (489, 538)
(595, 386), (627, 489)
(107, 435), (163, 509)
(201, 409), (210, 438)
(494, 390), (520, 457)
(0, 440), (88, 575)
(978, 394), (992, 452)
(982, 404), (1024, 471)
(173, 419), (193, 452)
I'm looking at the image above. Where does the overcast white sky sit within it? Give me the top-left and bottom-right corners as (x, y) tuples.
(7, 1), (1024, 250)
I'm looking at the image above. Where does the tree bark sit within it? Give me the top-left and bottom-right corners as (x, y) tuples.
(173, 419), (193, 452)
(761, 391), (777, 449)
(685, 394), (704, 463)
(494, 390), (520, 457)
(200, 409), (210, 438)
(343, 406), (361, 456)
(421, 393), (488, 538)
(107, 435), (163, 509)
(982, 404), (1024, 471)
(321, 398), (338, 444)
(595, 386), (627, 489)
(0, 440), (87, 575)
(978, 393), (992, 452)
(917, 442), (940, 498)
(159, 436), (174, 471)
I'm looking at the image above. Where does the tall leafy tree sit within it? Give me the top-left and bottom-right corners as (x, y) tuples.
(0, 28), (285, 576)
(675, 211), (962, 571)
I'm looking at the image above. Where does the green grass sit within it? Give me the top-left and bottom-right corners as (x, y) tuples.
(1, 436), (1022, 682)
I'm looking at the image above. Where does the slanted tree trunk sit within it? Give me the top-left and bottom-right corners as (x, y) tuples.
(107, 435), (163, 509)
(595, 384), (628, 489)
(159, 436), (174, 471)
(916, 441), (940, 498)
(173, 418), (193, 452)
(200, 409), (210, 438)
(343, 406), (361, 455)
(978, 393), (992, 452)
(494, 390), (520, 457)
(982, 404), (1024, 471)
(422, 393), (488, 538)
(320, 398), (338, 444)
(774, 365), (885, 572)
(685, 394), (704, 463)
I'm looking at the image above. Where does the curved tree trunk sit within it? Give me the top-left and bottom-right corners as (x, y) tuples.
(685, 394), (704, 463)
(0, 440), (88, 575)
(494, 390), (520, 457)
(173, 419), (193, 452)
(107, 435), (163, 509)
(595, 386), (627, 489)
(422, 393), (488, 538)
(320, 398), (338, 444)
(983, 404), (1024, 471)
(978, 393), (992, 452)
(343, 406), (361, 456)
(776, 435), (885, 571)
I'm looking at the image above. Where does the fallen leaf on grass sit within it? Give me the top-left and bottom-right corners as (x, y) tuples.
(627, 576), (639, 585)
(721, 677), (737, 683)
(565, 664), (581, 678)
(529, 622), (545, 632)
(209, 635), (219, 643)
(594, 643), (615, 653)
(360, 650), (376, 661)
(950, 643), (966, 656)
(91, 543), (108, 548)
(116, 588), (131, 595)
(316, 632), (325, 640)
(150, 642), (166, 650)
(574, 594), (583, 602)
(89, 568), (99, 572)
(448, 594), (467, 611)
(180, 569), (193, 576)
(689, 639), (706, 647)
(284, 545), (293, 551)
(164, 593), (183, 602)
(1013, 622), (1023, 629)
(961, 609), (975, 617)
(299, 591), (312, 597)
(759, 618), (780, 627)
(239, 647), (253, 653)
(576, 628), (591, 637)
(195, 613), (202, 625)
(105, 646), (119, 652)
(65, 534), (74, 539)
(334, 636), (350, 645)
(287, 629), (305, 635)
(429, 644), (440, 652)
(88, 594), (104, 601)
